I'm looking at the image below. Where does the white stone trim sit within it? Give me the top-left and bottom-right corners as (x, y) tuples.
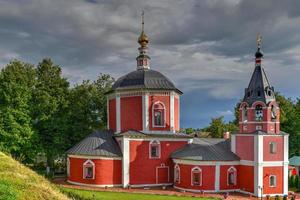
(127, 138), (190, 142)
(149, 140), (161, 159)
(116, 95), (121, 133)
(83, 160), (95, 180)
(215, 163), (220, 191)
(227, 166), (237, 186)
(231, 134), (236, 153)
(152, 101), (166, 128)
(130, 183), (173, 188)
(191, 167), (202, 186)
(178, 97), (180, 130)
(170, 91), (175, 133)
(174, 186), (242, 194)
(67, 157), (70, 177)
(107, 90), (181, 100)
(67, 180), (122, 188)
(142, 93), (149, 131)
(283, 134), (289, 195)
(174, 164), (180, 184)
(256, 135), (263, 197)
(239, 121), (280, 124)
(173, 159), (240, 166)
(156, 163), (169, 184)
(122, 137), (130, 188)
(68, 154), (122, 160)
(240, 160), (254, 166)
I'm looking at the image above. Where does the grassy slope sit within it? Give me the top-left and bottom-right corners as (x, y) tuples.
(61, 188), (220, 200)
(0, 152), (70, 200)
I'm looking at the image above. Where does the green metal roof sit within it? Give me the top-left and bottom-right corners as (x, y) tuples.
(289, 156), (300, 166)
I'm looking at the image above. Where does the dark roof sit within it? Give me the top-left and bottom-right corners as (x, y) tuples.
(111, 69), (182, 94)
(243, 62), (275, 106)
(114, 130), (192, 139)
(290, 156), (300, 166)
(66, 130), (122, 157)
(171, 138), (240, 161)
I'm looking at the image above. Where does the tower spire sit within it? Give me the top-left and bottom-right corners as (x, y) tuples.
(255, 34), (263, 65)
(136, 10), (150, 70)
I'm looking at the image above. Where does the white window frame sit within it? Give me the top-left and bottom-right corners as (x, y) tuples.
(174, 164), (180, 184)
(149, 140), (161, 159)
(227, 166), (237, 186)
(255, 104), (264, 121)
(269, 142), (277, 154)
(269, 175), (276, 187)
(83, 159), (95, 180)
(152, 101), (166, 128)
(242, 105), (248, 122)
(67, 157), (70, 177)
(191, 167), (202, 186)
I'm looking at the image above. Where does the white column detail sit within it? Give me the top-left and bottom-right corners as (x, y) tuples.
(178, 96), (180, 130)
(231, 134), (236, 153)
(283, 134), (289, 195)
(170, 92), (175, 133)
(215, 163), (220, 192)
(254, 135), (258, 196)
(116, 94), (121, 133)
(142, 93), (149, 131)
(122, 137), (130, 188)
(107, 98), (110, 130)
(257, 135), (264, 197)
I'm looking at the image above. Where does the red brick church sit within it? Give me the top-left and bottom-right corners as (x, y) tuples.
(66, 17), (289, 198)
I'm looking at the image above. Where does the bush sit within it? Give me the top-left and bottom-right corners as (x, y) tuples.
(289, 176), (295, 188)
(0, 181), (17, 200)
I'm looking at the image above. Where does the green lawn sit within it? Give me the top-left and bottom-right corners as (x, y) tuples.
(61, 187), (219, 200)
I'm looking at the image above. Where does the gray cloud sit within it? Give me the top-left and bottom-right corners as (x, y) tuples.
(0, 0), (299, 127)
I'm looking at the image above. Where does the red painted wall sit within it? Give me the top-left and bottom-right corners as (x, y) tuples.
(121, 96), (142, 131)
(263, 136), (284, 161)
(174, 97), (179, 131)
(238, 165), (254, 193)
(236, 136), (254, 161)
(68, 157), (122, 185)
(174, 164), (215, 190)
(263, 166), (283, 194)
(219, 165), (239, 190)
(149, 95), (170, 131)
(109, 99), (116, 132)
(129, 140), (187, 185)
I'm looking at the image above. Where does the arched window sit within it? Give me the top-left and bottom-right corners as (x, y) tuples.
(83, 160), (95, 179)
(227, 167), (237, 185)
(153, 102), (165, 127)
(174, 164), (180, 183)
(269, 175), (276, 187)
(67, 157), (70, 177)
(242, 105), (248, 122)
(191, 167), (202, 186)
(269, 142), (277, 154)
(149, 140), (160, 159)
(255, 105), (263, 121)
(271, 105), (277, 120)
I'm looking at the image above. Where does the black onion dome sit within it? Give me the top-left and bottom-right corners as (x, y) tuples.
(255, 48), (263, 58)
(112, 69), (182, 94)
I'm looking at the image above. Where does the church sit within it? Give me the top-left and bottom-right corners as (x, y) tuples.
(66, 15), (289, 198)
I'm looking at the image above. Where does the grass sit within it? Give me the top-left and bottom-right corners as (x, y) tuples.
(0, 152), (70, 200)
(61, 187), (220, 200)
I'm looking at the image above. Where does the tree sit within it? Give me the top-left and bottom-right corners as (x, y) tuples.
(32, 58), (70, 170)
(65, 74), (114, 149)
(207, 116), (226, 138)
(0, 61), (37, 161)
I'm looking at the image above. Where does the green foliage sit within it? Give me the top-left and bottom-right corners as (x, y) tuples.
(60, 187), (218, 200)
(184, 128), (194, 134)
(0, 180), (17, 200)
(205, 116), (238, 138)
(0, 61), (37, 162)
(289, 175), (295, 188)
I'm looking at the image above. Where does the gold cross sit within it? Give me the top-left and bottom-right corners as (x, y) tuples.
(256, 34), (262, 47)
(141, 10), (145, 32)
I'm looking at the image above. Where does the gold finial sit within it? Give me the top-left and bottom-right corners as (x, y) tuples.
(256, 34), (262, 48)
(138, 10), (149, 48)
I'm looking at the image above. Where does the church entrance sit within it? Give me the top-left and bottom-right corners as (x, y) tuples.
(156, 164), (169, 184)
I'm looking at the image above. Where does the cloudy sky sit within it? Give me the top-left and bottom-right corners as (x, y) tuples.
(0, 0), (300, 128)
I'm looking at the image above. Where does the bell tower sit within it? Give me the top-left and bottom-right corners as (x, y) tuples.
(231, 35), (289, 197)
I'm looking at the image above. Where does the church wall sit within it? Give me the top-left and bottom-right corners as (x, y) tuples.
(263, 166), (283, 195)
(238, 165), (254, 193)
(235, 135), (254, 161)
(219, 165), (240, 190)
(174, 164), (215, 191)
(68, 157), (122, 186)
(263, 136), (284, 161)
(121, 96), (143, 131)
(149, 95), (170, 131)
(109, 99), (116, 132)
(129, 140), (187, 185)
